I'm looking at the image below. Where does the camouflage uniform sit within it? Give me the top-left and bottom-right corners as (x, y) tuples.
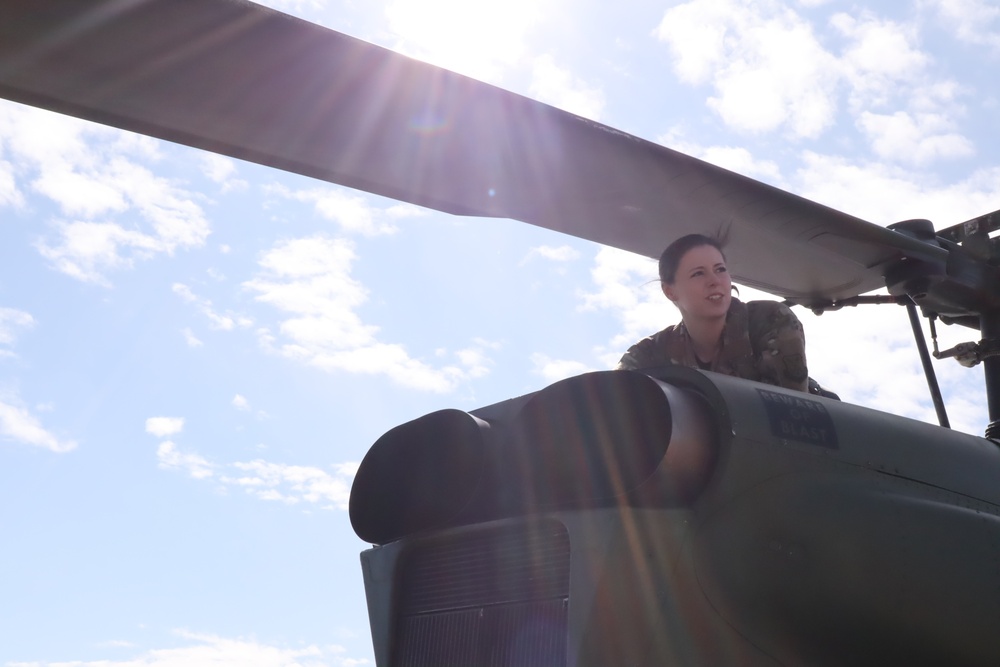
(616, 298), (808, 392)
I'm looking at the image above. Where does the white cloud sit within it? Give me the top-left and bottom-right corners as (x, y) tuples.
(0, 104), (210, 284)
(520, 245), (581, 265)
(201, 154), (248, 193)
(35, 221), (160, 285)
(578, 246), (669, 365)
(654, 1), (969, 155)
(221, 460), (358, 510)
(832, 12), (930, 111)
(909, 79), (965, 116)
(59, 158), (209, 244)
(155, 437), (358, 511)
(245, 235), (491, 392)
(246, 236), (373, 345)
(181, 327), (203, 347)
(232, 394), (251, 411)
(655, 0), (839, 138)
(529, 55), (606, 121)
(0, 307), (35, 349)
(794, 152), (1000, 225)
(857, 111), (974, 165)
(145, 417), (185, 438)
(266, 184), (398, 236)
(385, 203), (430, 220)
(10, 628), (357, 666)
(941, 368), (990, 436)
(385, 0), (546, 82)
(0, 397), (77, 453)
(173, 283), (253, 331)
(31, 162), (128, 218)
(156, 441), (215, 480)
(300, 343), (468, 393)
(0, 158), (23, 207)
(530, 353), (594, 383)
(1, 104), (120, 204)
(928, 0), (1000, 50)
(455, 345), (493, 379)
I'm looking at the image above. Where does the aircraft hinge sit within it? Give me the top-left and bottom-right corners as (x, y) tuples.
(933, 339), (1000, 367)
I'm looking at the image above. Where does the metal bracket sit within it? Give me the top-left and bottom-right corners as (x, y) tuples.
(791, 294), (906, 316)
(928, 311), (1000, 367)
(933, 339), (1000, 368)
(936, 208), (1000, 262)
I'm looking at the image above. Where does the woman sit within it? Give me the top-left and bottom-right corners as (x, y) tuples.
(617, 233), (809, 392)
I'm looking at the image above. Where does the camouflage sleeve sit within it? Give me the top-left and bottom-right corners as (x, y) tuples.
(751, 301), (808, 393)
(616, 335), (659, 371)
(616, 349), (641, 371)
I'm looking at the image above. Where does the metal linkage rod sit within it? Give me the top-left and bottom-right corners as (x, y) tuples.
(982, 310), (1000, 440)
(789, 294), (907, 316)
(906, 300), (950, 429)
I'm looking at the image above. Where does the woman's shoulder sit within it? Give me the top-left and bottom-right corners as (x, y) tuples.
(746, 300), (803, 349)
(745, 299), (808, 390)
(616, 323), (684, 370)
(623, 324), (684, 355)
(746, 298), (795, 316)
(746, 299), (801, 332)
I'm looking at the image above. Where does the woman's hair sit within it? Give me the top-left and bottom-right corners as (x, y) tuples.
(658, 231), (729, 284)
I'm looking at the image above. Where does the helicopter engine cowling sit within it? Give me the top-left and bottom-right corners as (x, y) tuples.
(349, 370), (717, 545)
(353, 367), (1000, 667)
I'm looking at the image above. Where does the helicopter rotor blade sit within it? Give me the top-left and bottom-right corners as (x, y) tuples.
(0, 0), (950, 302)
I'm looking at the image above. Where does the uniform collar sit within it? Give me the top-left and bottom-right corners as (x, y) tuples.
(674, 297), (754, 373)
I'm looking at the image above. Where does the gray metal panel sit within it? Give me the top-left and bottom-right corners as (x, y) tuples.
(688, 368), (1000, 507)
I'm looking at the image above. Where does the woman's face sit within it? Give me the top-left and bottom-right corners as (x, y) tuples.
(662, 244), (732, 321)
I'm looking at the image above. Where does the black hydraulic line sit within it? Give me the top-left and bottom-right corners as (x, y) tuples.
(982, 310), (1000, 440)
(906, 300), (950, 429)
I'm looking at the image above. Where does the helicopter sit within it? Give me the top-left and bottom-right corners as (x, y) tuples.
(2, 1), (999, 665)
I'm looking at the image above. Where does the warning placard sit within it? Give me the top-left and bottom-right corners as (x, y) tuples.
(757, 388), (838, 449)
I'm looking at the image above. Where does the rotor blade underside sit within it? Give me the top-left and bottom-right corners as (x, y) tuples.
(0, 0), (943, 301)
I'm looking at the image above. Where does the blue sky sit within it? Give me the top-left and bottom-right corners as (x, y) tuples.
(2, 0), (999, 664)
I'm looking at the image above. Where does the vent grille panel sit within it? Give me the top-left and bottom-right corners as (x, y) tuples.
(396, 609), (480, 667)
(395, 521), (569, 667)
